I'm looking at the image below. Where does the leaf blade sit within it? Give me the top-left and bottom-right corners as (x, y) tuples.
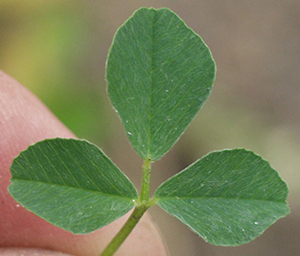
(9, 138), (138, 234)
(106, 7), (216, 161)
(154, 149), (290, 246)
(157, 197), (288, 246)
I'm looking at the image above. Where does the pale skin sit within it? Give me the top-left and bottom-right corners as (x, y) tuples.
(0, 70), (168, 256)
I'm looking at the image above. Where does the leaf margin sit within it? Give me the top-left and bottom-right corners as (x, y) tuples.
(9, 137), (138, 234)
(154, 148), (290, 246)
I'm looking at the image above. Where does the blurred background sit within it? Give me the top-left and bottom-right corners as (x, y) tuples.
(0, 1), (299, 255)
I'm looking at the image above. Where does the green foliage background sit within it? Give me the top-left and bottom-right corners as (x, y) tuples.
(1, 1), (299, 255)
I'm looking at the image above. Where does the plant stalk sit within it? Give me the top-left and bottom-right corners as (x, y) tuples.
(140, 158), (152, 202)
(100, 158), (152, 256)
(100, 205), (148, 256)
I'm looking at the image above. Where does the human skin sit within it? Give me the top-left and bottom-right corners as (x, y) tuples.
(0, 70), (168, 256)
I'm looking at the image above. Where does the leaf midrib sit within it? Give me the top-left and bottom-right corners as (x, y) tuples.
(11, 178), (137, 201)
(155, 196), (287, 204)
(146, 9), (156, 159)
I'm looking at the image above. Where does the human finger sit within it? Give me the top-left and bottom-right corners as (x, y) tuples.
(0, 70), (167, 256)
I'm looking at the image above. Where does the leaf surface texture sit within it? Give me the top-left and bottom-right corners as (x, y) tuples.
(106, 7), (215, 161)
(9, 138), (137, 234)
(155, 149), (290, 245)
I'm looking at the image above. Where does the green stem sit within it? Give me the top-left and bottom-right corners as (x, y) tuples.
(140, 158), (152, 202)
(101, 205), (148, 256)
(100, 159), (153, 256)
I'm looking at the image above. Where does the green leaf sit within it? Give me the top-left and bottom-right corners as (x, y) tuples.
(154, 149), (290, 246)
(9, 138), (138, 234)
(106, 7), (215, 161)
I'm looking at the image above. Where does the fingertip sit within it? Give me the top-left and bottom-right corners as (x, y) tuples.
(0, 70), (168, 255)
(0, 248), (73, 256)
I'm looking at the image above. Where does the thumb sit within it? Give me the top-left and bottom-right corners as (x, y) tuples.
(0, 70), (167, 256)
